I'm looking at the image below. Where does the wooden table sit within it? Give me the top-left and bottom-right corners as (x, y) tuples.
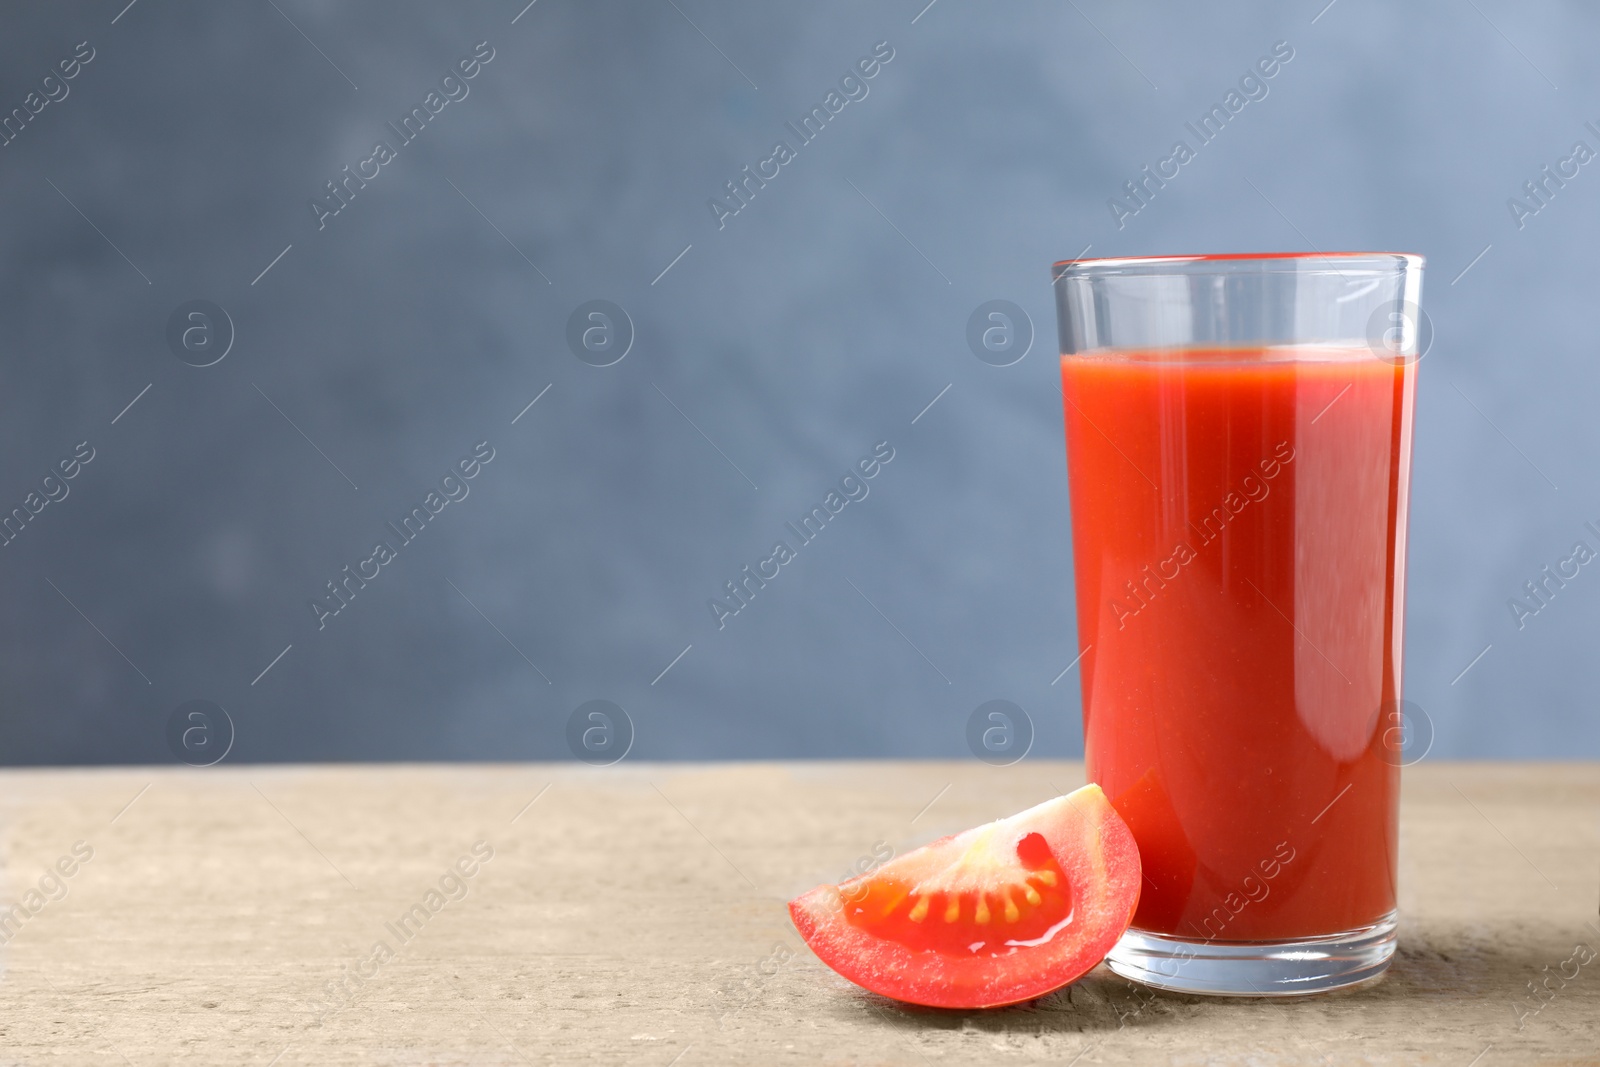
(0, 762), (1594, 1065)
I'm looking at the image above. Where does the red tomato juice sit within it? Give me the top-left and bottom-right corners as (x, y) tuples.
(1061, 347), (1415, 942)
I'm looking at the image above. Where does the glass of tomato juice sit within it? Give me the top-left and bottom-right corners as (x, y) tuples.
(1052, 252), (1423, 995)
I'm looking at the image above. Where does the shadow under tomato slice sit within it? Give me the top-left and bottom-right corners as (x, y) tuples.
(789, 784), (1142, 1009)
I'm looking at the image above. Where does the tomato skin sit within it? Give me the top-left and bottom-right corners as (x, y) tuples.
(788, 784), (1142, 1009)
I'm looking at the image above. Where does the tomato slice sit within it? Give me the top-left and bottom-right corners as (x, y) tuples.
(788, 784), (1141, 1009)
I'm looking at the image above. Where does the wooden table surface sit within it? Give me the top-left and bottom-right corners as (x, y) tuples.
(0, 762), (1594, 1065)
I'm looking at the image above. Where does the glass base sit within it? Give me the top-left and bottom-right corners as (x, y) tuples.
(1104, 912), (1397, 997)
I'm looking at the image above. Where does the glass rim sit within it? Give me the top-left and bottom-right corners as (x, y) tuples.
(1052, 251), (1424, 277)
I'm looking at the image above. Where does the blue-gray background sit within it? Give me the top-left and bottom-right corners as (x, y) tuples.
(0, 0), (1591, 764)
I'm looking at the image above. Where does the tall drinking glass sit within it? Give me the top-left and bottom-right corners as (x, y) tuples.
(1052, 252), (1423, 995)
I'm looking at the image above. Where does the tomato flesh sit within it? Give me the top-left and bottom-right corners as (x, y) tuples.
(839, 829), (1072, 957)
(789, 784), (1141, 1009)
